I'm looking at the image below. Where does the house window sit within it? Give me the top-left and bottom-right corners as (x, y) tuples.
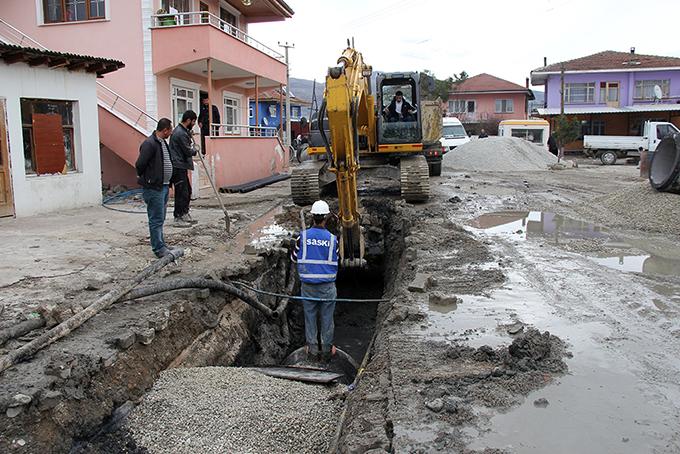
(20, 99), (76, 175)
(599, 82), (620, 103)
(564, 82), (595, 103)
(634, 80), (670, 100)
(171, 83), (198, 127)
(449, 100), (474, 113)
(43, 0), (106, 23)
(249, 105), (254, 119)
(268, 105), (277, 117)
(290, 106), (301, 119)
(581, 120), (605, 137)
(495, 99), (514, 113)
(223, 94), (241, 135)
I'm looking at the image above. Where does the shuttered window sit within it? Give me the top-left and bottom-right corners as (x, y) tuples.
(21, 99), (76, 175)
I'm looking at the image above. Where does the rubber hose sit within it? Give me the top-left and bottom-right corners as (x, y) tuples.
(125, 278), (277, 319)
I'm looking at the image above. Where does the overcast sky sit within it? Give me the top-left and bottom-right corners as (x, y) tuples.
(250, 0), (680, 90)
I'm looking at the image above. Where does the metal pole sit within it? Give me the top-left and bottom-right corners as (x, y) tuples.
(255, 76), (259, 136)
(278, 41), (295, 150)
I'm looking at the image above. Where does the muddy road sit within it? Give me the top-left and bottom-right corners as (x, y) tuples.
(2, 158), (680, 453)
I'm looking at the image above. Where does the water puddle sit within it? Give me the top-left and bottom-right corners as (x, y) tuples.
(232, 206), (291, 253)
(468, 211), (680, 277)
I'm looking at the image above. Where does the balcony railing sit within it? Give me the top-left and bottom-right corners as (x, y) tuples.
(210, 124), (278, 137)
(151, 11), (284, 62)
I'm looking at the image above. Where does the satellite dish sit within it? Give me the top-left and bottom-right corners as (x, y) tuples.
(654, 85), (663, 101)
(262, 117), (269, 126)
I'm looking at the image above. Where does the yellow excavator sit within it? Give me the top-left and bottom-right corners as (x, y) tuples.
(291, 43), (443, 267)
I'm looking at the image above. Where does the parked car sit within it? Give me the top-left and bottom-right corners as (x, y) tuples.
(584, 121), (679, 165)
(441, 117), (470, 150)
(498, 119), (549, 147)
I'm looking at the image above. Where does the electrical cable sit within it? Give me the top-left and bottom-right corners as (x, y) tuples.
(232, 281), (389, 304)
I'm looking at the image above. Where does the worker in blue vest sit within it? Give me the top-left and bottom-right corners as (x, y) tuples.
(291, 200), (339, 360)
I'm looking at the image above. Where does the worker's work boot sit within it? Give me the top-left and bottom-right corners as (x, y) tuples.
(173, 217), (192, 228)
(181, 214), (198, 224)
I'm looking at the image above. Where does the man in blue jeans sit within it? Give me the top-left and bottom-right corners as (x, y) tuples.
(291, 200), (339, 361)
(135, 118), (176, 258)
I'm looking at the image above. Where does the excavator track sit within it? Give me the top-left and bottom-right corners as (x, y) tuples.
(400, 155), (430, 202)
(291, 165), (320, 206)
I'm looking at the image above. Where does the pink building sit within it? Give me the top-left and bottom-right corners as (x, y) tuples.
(0, 0), (294, 189)
(448, 73), (534, 135)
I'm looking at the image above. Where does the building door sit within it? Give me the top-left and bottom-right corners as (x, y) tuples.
(199, 2), (209, 23)
(0, 99), (15, 217)
(223, 93), (241, 135)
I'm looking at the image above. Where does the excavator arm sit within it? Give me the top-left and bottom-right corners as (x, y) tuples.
(322, 46), (375, 267)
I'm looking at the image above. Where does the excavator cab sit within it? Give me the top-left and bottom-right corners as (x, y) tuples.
(376, 73), (422, 145)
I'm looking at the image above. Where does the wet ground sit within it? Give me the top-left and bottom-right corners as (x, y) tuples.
(3, 156), (680, 453)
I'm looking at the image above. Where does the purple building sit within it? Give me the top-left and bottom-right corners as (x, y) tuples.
(530, 49), (680, 150)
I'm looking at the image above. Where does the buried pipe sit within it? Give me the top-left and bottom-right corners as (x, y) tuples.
(0, 250), (183, 374)
(125, 278), (277, 319)
(650, 135), (680, 194)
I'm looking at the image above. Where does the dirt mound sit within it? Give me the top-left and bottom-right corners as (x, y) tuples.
(443, 137), (557, 172)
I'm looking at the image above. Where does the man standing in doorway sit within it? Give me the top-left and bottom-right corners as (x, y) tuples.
(169, 110), (198, 226)
(291, 200), (339, 361)
(136, 118), (177, 258)
(198, 95), (221, 153)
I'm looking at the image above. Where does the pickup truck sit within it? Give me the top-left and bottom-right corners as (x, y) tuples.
(583, 121), (679, 165)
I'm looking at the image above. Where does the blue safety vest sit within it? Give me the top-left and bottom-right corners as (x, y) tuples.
(297, 227), (339, 284)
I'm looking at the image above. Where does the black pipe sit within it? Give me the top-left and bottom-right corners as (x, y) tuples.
(126, 278), (277, 319)
(318, 100), (335, 166)
(650, 135), (680, 194)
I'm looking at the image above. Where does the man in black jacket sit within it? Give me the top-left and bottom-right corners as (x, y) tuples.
(384, 90), (416, 122)
(135, 118), (175, 258)
(169, 110), (198, 226)
(198, 96), (220, 153)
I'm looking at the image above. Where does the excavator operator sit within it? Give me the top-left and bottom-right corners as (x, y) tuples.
(384, 90), (416, 122)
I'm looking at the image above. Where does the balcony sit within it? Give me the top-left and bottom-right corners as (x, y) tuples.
(151, 12), (286, 86)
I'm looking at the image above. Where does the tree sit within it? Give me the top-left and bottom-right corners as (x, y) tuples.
(552, 114), (580, 162)
(422, 69), (468, 104)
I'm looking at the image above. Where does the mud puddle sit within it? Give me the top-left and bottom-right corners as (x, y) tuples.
(419, 269), (676, 452)
(469, 211), (680, 278)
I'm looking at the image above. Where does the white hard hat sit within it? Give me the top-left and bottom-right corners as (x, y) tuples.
(310, 200), (330, 215)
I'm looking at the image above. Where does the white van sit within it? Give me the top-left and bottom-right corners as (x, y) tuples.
(441, 117), (470, 150)
(498, 119), (550, 146)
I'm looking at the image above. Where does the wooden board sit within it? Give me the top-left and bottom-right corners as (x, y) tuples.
(0, 100), (14, 217)
(32, 113), (65, 175)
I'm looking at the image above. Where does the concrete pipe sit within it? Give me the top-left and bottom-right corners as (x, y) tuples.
(650, 135), (680, 194)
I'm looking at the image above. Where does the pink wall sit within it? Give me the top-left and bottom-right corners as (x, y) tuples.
(209, 137), (287, 187)
(100, 145), (138, 189)
(2, 0), (148, 109)
(449, 92), (528, 119)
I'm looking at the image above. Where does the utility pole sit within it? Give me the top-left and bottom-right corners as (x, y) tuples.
(278, 42), (295, 151)
(560, 63), (565, 116)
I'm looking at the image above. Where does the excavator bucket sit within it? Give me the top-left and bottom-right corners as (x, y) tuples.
(339, 223), (366, 268)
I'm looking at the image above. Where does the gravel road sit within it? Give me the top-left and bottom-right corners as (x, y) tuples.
(125, 367), (343, 453)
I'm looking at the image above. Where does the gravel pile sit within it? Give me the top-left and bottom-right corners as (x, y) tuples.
(443, 137), (557, 172)
(586, 182), (680, 235)
(125, 367), (343, 453)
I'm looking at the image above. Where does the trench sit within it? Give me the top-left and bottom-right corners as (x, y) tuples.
(74, 199), (401, 453)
